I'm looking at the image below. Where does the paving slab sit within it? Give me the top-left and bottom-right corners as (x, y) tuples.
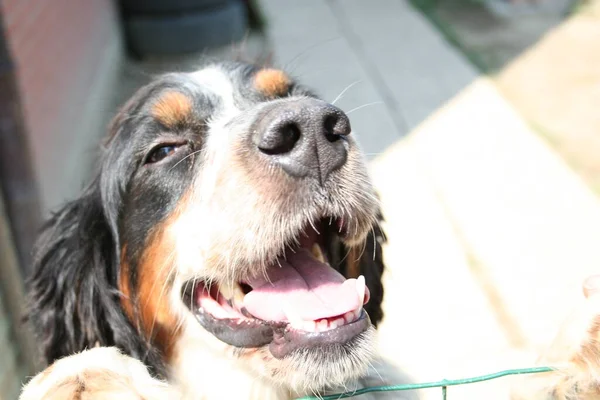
(371, 139), (518, 399)
(401, 77), (600, 349)
(369, 75), (600, 398)
(331, 0), (479, 130)
(425, 0), (574, 73)
(496, 9), (600, 194)
(256, 0), (404, 157)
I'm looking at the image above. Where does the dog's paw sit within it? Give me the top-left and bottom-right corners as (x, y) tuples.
(512, 276), (600, 400)
(20, 347), (179, 400)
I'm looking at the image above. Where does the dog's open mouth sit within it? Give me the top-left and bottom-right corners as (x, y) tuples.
(182, 218), (371, 359)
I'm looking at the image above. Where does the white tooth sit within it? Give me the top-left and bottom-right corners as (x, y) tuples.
(317, 319), (329, 332)
(356, 275), (366, 305)
(303, 320), (317, 332)
(283, 303), (305, 329)
(330, 318), (341, 329)
(219, 282), (245, 305)
(219, 281), (235, 298)
(311, 243), (325, 263)
(343, 311), (353, 324)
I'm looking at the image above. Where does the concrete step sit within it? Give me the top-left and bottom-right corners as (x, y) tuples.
(371, 77), (600, 398)
(496, 8), (600, 193)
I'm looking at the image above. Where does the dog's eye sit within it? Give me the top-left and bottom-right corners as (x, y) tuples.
(145, 144), (180, 164)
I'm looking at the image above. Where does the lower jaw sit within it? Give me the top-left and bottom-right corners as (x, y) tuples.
(193, 308), (371, 359)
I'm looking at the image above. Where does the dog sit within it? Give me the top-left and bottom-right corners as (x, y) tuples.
(20, 61), (390, 399)
(20, 60), (600, 400)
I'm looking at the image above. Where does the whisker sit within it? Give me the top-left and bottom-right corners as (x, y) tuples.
(310, 387), (324, 400)
(169, 275), (192, 339)
(188, 279), (195, 312)
(282, 37), (340, 73)
(308, 218), (320, 235)
(330, 80), (361, 105)
(366, 358), (385, 383)
(336, 243), (353, 269)
(345, 101), (384, 115)
(357, 231), (368, 262)
(169, 149), (203, 171)
(372, 225), (377, 261)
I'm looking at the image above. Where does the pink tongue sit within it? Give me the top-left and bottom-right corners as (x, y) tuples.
(243, 248), (366, 322)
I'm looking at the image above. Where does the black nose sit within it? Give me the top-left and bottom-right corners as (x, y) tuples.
(253, 98), (351, 183)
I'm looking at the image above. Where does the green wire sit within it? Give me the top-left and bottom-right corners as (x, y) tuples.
(297, 366), (554, 399)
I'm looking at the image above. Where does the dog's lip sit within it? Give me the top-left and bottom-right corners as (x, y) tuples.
(190, 305), (370, 358)
(192, 307), (276, 348)
(269, 310), (370, 359)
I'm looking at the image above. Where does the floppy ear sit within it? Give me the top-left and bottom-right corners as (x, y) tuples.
(326, 212), (387, 327)
(27, 184), (114, 357)
(26, 184), (170, 379)
(26, 181), (166, 374)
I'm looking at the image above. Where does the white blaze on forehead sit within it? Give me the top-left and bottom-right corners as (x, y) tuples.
(189, 66), (236, 113)
(174, 67), (242, 282)
(188, 66), (240, 166)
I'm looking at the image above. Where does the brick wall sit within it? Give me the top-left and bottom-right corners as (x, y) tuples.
(1, 0), (123, 211)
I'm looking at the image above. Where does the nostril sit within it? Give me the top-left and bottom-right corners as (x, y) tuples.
(258, 122), (301, 155)
(323, 109), (351, 143)
(324, 115), (341, 143)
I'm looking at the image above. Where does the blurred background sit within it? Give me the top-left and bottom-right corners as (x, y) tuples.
(0, 0), (599, 398)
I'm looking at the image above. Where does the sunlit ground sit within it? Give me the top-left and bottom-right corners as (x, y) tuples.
(371, 4), (600, 398)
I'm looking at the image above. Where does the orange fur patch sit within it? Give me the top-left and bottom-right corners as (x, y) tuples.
(254, 69), (290, 98)
(137, 224), (179, 359)
(119, 198), (190, 360)
(151, 91), (193, 128)
(119, 248), (134, 322)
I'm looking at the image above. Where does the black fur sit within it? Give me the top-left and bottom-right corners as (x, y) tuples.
(26, 180), (167, 375)
(325, 214), (387, 327)
(357, 220), (387, 326)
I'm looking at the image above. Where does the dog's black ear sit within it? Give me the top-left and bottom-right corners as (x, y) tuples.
(326, 212), (387, 327)
(26, 178), (165, 375)
(26, 183), (120, 361)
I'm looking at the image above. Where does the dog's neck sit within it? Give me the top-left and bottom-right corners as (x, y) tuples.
(170, 330), (292, 400)
(173, 358), (289, 400)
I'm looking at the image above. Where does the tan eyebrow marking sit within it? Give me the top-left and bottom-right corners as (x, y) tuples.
(254, 68), (290, 98)
(151, 91), (193, 128)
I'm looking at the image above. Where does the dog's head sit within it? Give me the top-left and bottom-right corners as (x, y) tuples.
(27, 62), (386, 396)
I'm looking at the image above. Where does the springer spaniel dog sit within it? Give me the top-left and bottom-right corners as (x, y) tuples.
(19, 60), (600, 399)
(21, 61), (389, 399)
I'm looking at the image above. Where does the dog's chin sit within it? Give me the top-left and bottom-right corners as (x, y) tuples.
(238, 325), (377, 395)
